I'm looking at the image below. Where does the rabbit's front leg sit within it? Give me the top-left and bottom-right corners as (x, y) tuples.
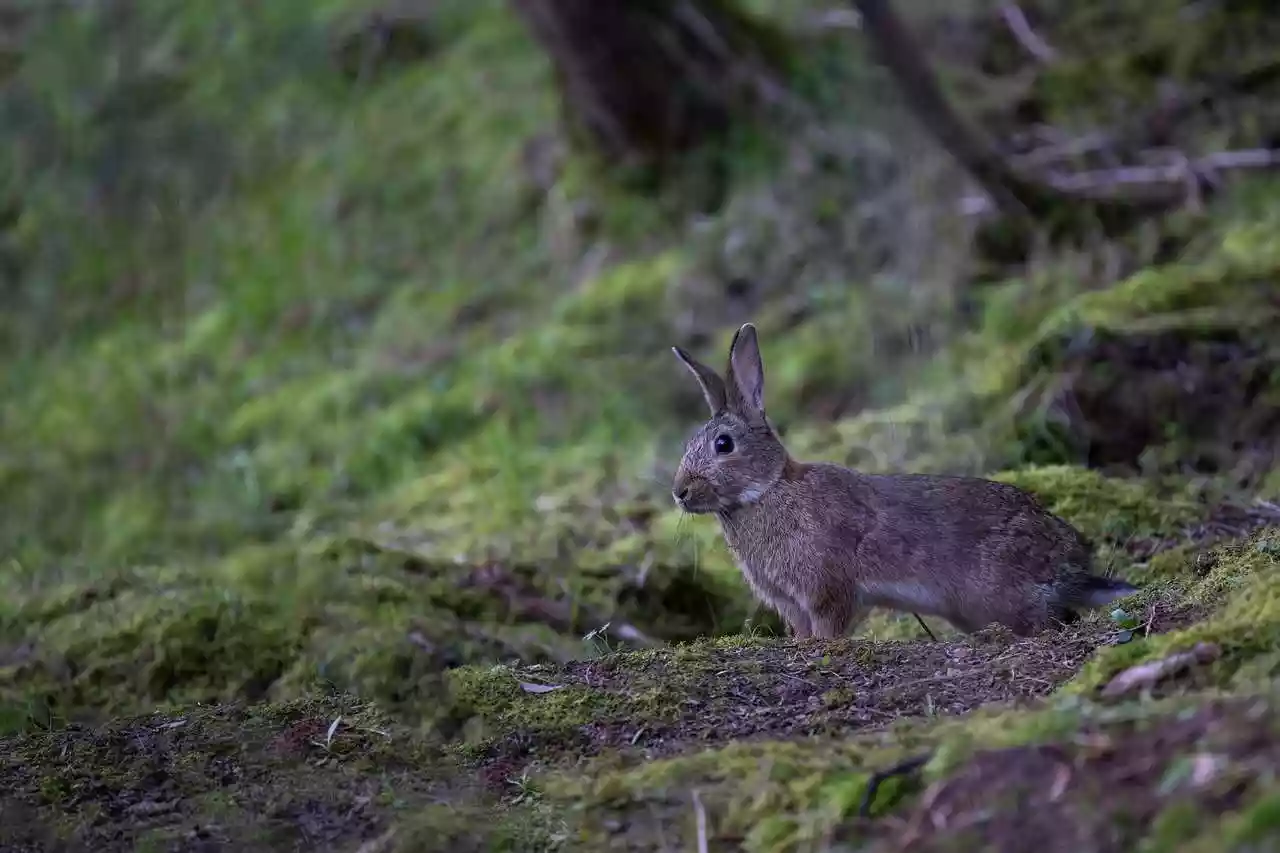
(775, 598), (814, 639)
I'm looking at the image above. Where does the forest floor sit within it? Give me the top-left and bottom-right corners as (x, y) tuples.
(3, 0), (1280, 850)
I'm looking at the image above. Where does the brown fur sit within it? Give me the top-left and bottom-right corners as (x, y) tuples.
(670, 323), (1138, 640)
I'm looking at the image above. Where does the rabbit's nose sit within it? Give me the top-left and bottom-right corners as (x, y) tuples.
(673, 485), (690, 502)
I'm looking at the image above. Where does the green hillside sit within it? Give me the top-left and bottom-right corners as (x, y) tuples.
(2, 0), (1280, 850)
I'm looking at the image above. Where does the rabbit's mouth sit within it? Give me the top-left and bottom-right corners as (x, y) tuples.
(676, 497), (721, 514)
(671, 475), (724, 514)
(673, 492), (720, 514)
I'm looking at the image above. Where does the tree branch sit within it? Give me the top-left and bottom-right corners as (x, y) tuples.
(848, 0), (1280, 251)
(959, 147), (1280, 217)
(998, 3), (1057, 64)
(848, 0), (1070, 223)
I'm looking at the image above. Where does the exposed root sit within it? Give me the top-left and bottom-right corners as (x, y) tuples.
(860, 752), (934, 817)
(1100, 642), (1222, 699)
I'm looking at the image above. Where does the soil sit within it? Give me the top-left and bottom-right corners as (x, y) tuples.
(470, 599), (1195, 780)
(861, 697), (1280, 853)
(0, 595), (1256, 852)
(0, 700), (451, 853)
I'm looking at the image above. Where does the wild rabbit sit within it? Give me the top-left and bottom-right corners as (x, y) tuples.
(670, 323), (1138, 640)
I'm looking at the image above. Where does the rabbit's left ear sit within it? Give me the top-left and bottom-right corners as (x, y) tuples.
(672, 346), (728, 415)
(726, 323), (765, 417)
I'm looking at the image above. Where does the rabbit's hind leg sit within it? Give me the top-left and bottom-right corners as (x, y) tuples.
(809, 586), (866, 640)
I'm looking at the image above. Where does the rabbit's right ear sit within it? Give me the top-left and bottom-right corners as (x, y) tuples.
(726, 323), (765, 417)
(672, 346), (728, 415)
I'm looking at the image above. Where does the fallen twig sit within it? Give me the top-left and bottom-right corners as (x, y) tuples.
(912, 613), (938, 642)
(960, 147), (1280, 216)
(799, 8), (862, 32)
(860, 752), (933, 817)
(1100, 642), (1222, 699)
(1008, 130), (1113, 170)
(406, 630), (437, 654)
(1140, 604), (1157, 639)
(1043, 148), (1280, 197)
(692, 788), (710, 853)
(1255, 498), (1280, 517)
(998, 3), (1057, 64)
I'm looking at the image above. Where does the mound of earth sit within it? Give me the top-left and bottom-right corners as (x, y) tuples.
(4, 522), (1278, 853)
(459, 599), (1195, 777)
(865, 696), (1280, 853)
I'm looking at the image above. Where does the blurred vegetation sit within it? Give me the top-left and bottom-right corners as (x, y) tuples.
(1, 0), (1280, 850)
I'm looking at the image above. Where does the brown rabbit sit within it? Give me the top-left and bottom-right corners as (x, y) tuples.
(669, 323), (1138, 640)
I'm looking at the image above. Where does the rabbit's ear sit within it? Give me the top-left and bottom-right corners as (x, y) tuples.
(672, 346), (728, 415)
(726, 323), (765, 417)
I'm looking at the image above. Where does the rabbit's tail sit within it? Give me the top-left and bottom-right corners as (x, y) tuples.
(1077, 574), (1139, 608)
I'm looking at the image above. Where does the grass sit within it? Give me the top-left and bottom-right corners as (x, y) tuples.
(3, 0), (1280, 849)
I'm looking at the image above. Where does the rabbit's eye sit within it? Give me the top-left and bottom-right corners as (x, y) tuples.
(713, 434), (734, 454)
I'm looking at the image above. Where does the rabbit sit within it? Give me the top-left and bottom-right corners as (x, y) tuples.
(669, 322), (1139, 640)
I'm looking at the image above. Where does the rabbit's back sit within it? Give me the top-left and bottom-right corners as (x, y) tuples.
(735, 463), (1096, 634)
(860, 471), (1091, 573)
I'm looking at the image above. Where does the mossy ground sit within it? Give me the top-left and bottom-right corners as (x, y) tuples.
(3, 0), (1280, 850)
(5, 525), (1278, 851)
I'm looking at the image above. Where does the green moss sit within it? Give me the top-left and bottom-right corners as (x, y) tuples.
(990, 465), (1201, 543)
(550, 737), (906, 851)
(390, 802), (567, 853)
(446, 664), (632, 742)
(1225, 790), (1280, 846)
(1036, 196), (1280, 340)
(1033, 0), (1280, 132)
(1067, 530), (1280, 696)
(798, 185), (1280, 480)
(3, 0), (1280, 850)
(540, 688), (1276, 852)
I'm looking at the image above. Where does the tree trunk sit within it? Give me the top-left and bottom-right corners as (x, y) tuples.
(510, 0), (785, 179)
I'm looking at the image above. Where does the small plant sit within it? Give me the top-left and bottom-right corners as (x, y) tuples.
(582, 622), (617, 658)
(1109, 607), (1140, 644)
(506, 769), (542, 805)
(312, 715), (342, 752)
(1254, 536), (1280, 557)
(741, 617), (776, 640)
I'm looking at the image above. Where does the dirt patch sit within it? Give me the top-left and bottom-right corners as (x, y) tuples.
(863, 696), (1280, 853)
(0, 699), (460, 853)
(472, 601), (1191, 775)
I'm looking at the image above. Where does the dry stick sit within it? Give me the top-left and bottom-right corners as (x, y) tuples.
(912, 613), (938, 642)
(1043, 148), (1280, 197)
(859, 753), (934, 817)
(691, 788), (710, 853)
(998, 2), (1057, 64)
(959, 147), (1280, 216)
(1100, 642), (1222, 699)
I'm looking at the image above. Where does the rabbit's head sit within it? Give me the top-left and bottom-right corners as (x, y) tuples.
(670, 323), (788, 514)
